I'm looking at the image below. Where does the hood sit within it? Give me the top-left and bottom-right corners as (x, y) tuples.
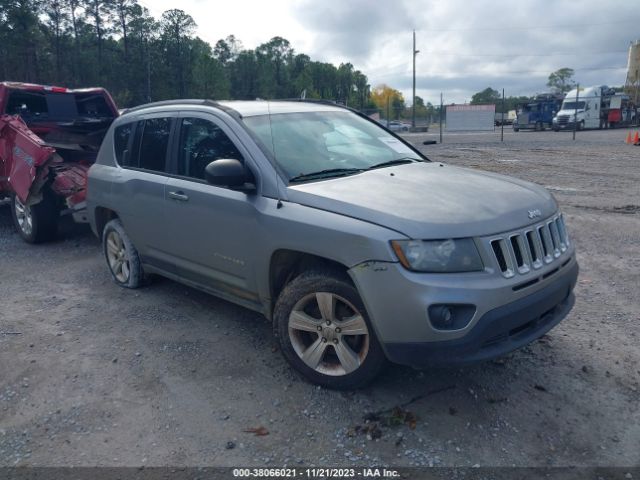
(286, 162), (557, 239)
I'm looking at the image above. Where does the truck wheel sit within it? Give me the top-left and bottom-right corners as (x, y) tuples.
(274, 270), (386, 389)
(11, 191), (59, 244)
(513, 127), (519, 132)
(535, 122), (542, 131)
(578, 121), (584, 131)
(102, 218), (144, 289)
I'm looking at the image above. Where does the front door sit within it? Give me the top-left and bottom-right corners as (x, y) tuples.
(161, 113), (262, 303)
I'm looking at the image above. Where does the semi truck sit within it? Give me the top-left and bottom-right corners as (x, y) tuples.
(552, 85), (637, 131)
(513, 94), (563, 131)
(0, 81), (119, 243)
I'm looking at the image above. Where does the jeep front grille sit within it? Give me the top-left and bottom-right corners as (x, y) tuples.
(489, 214), (569, 278)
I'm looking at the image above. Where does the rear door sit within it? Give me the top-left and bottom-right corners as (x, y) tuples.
(109, 115), (174, 263)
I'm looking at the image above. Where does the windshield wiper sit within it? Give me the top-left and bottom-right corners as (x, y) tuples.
(366, 157), (421, 170)
(289, 168), (365, 183)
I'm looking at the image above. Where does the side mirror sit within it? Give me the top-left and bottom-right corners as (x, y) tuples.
(205, 159), (254, 190)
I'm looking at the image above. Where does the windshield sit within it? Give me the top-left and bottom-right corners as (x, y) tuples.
(562, 101), (585, 110)
(242, 111), (425, 181)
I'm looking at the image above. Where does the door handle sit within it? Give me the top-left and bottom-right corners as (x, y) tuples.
(168, 191), (189, 202)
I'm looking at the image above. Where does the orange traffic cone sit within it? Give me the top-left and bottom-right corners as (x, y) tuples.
(626, 131), (632, 144)
(634, 131), (640, 145)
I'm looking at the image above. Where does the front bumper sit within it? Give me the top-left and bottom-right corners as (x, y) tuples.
(383, 261), (578, 367)
(348, 245), (578, 367)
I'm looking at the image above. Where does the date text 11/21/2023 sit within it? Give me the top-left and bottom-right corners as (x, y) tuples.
(232, 468), (400, 478)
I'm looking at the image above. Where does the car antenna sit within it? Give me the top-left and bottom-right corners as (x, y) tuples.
(267, 99), (283, 209)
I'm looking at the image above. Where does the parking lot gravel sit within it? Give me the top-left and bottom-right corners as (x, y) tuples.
(1, 128), (639, 467)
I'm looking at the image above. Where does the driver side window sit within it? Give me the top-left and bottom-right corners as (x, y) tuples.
(177, 117), (244, 180)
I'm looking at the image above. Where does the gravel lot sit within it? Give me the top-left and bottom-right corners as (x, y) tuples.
(0, 128), (639, 468)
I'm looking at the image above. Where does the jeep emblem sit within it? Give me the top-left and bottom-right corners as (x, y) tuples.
(528, 209), (542, 219)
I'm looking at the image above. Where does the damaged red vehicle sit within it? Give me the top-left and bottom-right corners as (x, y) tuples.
(0, 81), (118, 243)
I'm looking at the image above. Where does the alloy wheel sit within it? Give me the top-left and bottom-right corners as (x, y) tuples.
(106, 230), (131, 283)
(14, 196), (33, 236)
(288, 292), (370, 376)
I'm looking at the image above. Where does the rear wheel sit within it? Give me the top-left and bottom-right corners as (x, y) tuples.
(11, 191), (59, 243)
(102, 218), (144, 289)
(274, 270), (386, 389)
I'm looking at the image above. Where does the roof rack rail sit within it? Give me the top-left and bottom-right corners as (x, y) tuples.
(123, 98), (222, 114)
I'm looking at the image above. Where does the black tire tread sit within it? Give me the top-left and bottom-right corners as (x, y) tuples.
(102, 218), (144, 289)
(274, 269), (386, 390)
(11, 191), (59, 244)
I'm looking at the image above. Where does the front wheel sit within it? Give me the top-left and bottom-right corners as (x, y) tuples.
(102, 218), (144, 288)
(11, 191), (59, 243)
(274, 270), (386, 389)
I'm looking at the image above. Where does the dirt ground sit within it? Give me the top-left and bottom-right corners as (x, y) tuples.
(0, 128), (639, 468)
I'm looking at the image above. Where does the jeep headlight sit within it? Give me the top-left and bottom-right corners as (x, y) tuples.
(391, 239), (484, 273)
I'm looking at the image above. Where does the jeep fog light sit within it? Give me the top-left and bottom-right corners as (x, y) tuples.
(428, 304), (476, 330)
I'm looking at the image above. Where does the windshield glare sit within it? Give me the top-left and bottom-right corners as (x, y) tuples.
(242, 111), (423, 181)
(562, 101), (585, 110)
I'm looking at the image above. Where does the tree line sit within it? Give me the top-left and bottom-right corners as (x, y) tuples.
(0, 0), (377, 109)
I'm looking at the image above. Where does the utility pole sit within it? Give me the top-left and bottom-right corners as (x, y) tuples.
(439, 92), (443, 143)
(501, 88), (505, 142)
(412, 30), (420, 130)
(572, 83), (580, 141)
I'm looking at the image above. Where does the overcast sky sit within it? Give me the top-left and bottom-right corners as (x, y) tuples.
(140, 0), (639, 105)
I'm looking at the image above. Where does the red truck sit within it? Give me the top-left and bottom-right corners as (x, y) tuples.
(0, 81), (118, 242)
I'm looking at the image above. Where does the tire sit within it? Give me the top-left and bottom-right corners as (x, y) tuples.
(513, 127), (519, 132)
(535, 122), (542, 132)
(11, 191), (59, 244)
(102, 218), (144, 289)
(578, 121), (584, 131)
(274, 270), (386, 389)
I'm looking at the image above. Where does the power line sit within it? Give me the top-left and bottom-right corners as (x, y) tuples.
(417, 19), (640, 32)
(370, 65), (627, 79)
(417, 50), (627, 58)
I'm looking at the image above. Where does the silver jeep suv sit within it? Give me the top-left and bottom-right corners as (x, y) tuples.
(87, 100), (578, 389)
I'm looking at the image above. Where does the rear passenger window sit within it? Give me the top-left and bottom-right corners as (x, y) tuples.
(177, 117), (243, 180)
(113, 123), (133, 165)
(139, 117), (171, 172)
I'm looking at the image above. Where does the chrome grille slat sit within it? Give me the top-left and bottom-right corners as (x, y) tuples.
(539, 224), (554, 263)
(526, 229), (544, 269)
(549, 221), (562, 257)
(488, 213), (569, 278)
(513, 234), (531, 273)
(556, 215), (570, 248)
